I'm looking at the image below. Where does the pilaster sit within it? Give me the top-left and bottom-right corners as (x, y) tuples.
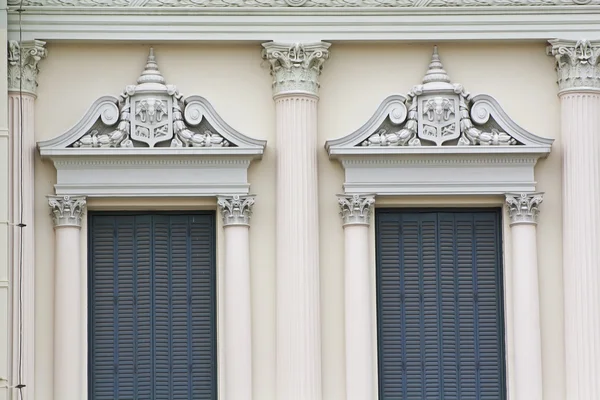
(7, 39), (46, 400)
(262, 41), (330, 400)
(217, 195), (255, 400)
(48, 195), (86, 400)
(338, 194), (376, 400)
(548, 38), (600, 400)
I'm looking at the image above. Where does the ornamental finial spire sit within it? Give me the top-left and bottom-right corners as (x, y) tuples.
(136, 47), (166, 86)
(422, 46), (451, 85)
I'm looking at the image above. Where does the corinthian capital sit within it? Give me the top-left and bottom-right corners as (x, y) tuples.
(547, 39), (600, 93)
(338, 194), (375, 226)
(217, 195), (255, 226)
(262, 42), (331, 97)
(48, 195), (87, 228)
(505, 193), (543, 226)
(8, 40), (47, 96)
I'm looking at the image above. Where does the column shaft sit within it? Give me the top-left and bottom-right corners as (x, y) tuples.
(218, 195), (255, 400)
(48, 195), (86, 400)
(262, 42), (330, 400)
(548, 39), (600, 399)
(338, 194), (376, 400)
(506, 193), (544, 400)
(53, 226), (82, 400)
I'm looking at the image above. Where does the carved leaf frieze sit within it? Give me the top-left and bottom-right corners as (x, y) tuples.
(70, 49), (230, 149)
(361, 47), (518, 148)
(9, 0), (598, 6)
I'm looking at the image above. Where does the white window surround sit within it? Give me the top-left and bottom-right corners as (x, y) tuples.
(37, 49), (265, 400)
(327, 47), (552, 400)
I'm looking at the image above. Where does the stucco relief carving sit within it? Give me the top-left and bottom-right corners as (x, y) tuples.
(218, 195), (255, 226)
(8, 0), (597, 6)
(262, 42), (330, 96)
(48, 195), (87, 227)
(547, 39), (600, 92)
(361, 47), (517, 147)
(72, 49), (229, 148)
(505, 193), (543, 225)
(338, 194), (375, 226)
(7, 40), (47, 95)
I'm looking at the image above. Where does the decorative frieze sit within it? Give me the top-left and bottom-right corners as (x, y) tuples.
(218, 195), (255, 226)
(48, 195), (87, 228)
(8, 0), (599, 7)
(7, 40), (47, 96)
(505, 193), (543, 225)
(261, 42), (330, 97)
(338, 194), (376, 226)
(547, 39), (600, 92)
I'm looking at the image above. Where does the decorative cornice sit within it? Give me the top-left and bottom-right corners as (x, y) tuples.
(8, 0), (600, 7)
(262, 42), (330, 97)
(547, 39), (600, 93)
(505, 192), (543, 226)
(338, 194), (375, 226)
(217, 195), (255, 226)
(7, 40), (47, 96)
(48, 195), (87, 228)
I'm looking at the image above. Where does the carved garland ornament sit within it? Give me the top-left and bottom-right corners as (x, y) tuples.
(73, 49), (229, 149)
(361, 47), (517, 147)
(8, 0), (598, 7)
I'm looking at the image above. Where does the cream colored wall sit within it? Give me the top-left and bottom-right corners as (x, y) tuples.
(33, 41), (563, 400)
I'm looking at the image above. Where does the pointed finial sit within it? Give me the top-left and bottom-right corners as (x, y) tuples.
(137, 47), (166, 85)
(422, 46), (451, 85)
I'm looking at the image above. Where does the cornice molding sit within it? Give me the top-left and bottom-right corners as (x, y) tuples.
(547, 39), (600, 93)
(7, 0), (599, 6)
(262, 42), (330, 97)
(7, 40), (47, 96)
(217, 195), (255, 226)
(48, 195), (87, 228)
(338, 194), (375, 226)
(505, 192), (543, 225)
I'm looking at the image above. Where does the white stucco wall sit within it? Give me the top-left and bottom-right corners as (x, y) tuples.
(33, 41), (563, 400)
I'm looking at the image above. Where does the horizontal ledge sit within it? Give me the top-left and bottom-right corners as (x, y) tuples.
(40, 148), (264, 158)
(8, 7), (600, 41)
(328, 145), (551, 157)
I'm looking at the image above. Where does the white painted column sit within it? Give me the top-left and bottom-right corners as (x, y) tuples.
(48, 195), (86, 400)
(262, 42), (330, 400)
(505, 193), (544, 400)
(548, 39), (600, 399)
(217, 195), (255, 400)
(7, 40), (46, 400)
(337, 194), (376, 400)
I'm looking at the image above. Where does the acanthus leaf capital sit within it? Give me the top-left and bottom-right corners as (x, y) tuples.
(8, 40), (47, 96)
(505, 192), (543, 226)
(338, 194), (375, 226)
(217, 195), (255, 226)
(547, 39), (600, 93)
(48, 195), (87, 228)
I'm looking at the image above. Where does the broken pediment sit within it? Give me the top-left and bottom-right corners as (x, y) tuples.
(38, 49), (266, 197)
(326, 47), (553, 154)
(325, 47), (554, 196)
(39, 49), (266, 154)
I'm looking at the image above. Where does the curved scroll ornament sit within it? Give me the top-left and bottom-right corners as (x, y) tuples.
(361, 47), (517, 147)
(72, 48), (229, 149)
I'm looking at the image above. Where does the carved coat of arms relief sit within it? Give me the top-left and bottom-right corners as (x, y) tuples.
(131, 96), (174, 147)
(418, 95), (460, 145)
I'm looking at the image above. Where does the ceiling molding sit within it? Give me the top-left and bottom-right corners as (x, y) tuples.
(7, 5), (600, 41)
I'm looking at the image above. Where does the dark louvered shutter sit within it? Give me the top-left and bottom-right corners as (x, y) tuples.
(376, 210), (506, 400)
(89, 213), (217, 400)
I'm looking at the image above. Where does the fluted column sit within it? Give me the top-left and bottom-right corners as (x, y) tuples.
(262, 42), (330, 400)
(217, 195), (255, 400)
(48, 195), (86, 400)
(7, 40), (47, 400)
(505, 193), (544, 400)
(548, 39), (600, 399)
(337, 194), (376, 400)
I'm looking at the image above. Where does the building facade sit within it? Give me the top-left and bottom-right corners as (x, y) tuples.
(0, 2), (599, 400)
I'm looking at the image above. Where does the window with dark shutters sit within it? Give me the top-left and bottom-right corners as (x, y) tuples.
(376, 210), (506, 400)
(89, 213), (217, 400)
